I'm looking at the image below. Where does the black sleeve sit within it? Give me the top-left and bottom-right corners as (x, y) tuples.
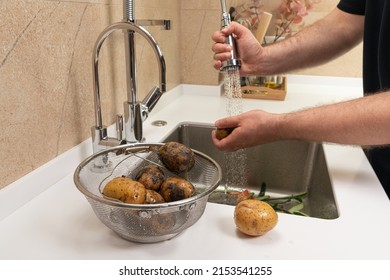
(337, 0), (366, 15)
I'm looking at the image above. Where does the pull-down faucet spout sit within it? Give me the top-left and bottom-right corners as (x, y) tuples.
(91, 21), (167, 153)
(219, 0), (240, 71)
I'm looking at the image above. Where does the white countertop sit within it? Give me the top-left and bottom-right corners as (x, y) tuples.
(1, 75), (390, 260)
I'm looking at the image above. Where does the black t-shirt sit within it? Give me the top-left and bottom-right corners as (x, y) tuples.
(338, 0), (390, 94)
(338, 0), (390, 199)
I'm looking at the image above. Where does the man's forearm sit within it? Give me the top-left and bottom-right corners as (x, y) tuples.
(278, 91), (390, 146)
(261, 8), (364, 75)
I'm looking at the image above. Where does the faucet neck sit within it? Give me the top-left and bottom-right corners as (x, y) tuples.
(92, 21), (166, 149)
(123, 0), (134, 22)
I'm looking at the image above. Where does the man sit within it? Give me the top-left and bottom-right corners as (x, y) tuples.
(211, 0), (390, 198)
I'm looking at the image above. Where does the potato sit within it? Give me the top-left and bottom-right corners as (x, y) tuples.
(102, 177), (146, 204)
(160, 177), (195, 202)
(156, 142), (195, 173)
(150, 213), (176, 234)
(145, 189), (165, 204)
(215, 128), (234, 140)
(234, 199), (278, 236)
(135, 165), (165, 191)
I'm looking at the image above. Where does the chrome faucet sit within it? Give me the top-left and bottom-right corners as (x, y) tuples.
(91, 0), (169, 153)
(219, 0), (240, 71)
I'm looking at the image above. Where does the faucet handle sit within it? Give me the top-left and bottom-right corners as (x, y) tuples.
(134, 103), (143, 142)
(142, 86), (163, 116)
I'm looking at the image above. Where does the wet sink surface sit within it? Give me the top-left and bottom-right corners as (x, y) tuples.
(162, 122), (339, 219)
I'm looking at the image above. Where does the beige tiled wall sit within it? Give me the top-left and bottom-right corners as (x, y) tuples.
(0, 0), (362, 190)
(295, 0), (363, 77)
(0, 0), (181, 189)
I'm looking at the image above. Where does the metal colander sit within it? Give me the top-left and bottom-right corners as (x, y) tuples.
(73, 143), (222, 243)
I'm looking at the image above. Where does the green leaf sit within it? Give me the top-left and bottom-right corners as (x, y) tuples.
(210, 185), (310, 217)
(291, 211), (309, 217)
(288, 202), (304, 213)
(256, 195), (271, 201)
(259, 182), (267, 197)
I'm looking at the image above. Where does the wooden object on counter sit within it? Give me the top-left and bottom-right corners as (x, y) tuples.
(241, 77), (287, 101)
(254, 12), (272, 44)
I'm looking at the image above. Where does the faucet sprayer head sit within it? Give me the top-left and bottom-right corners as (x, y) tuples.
(219, 0), (241, 72)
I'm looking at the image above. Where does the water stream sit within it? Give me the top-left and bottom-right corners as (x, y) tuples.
(222, 68), (248, 193)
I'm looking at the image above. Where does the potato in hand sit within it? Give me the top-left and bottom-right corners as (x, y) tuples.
(215, 127), (234, 140)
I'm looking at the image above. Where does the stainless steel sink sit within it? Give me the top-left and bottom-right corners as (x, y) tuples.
(162, 122), (339, 219)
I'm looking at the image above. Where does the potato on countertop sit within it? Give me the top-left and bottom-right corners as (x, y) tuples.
(234, 199), (278, 236)
(102, 177), (146, 204)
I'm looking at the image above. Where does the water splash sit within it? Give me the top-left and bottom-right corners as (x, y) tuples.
(222, 68), (248, 192)
(223, 68), (243, 116)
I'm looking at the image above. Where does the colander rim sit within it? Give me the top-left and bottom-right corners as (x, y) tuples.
(73, 142), (223, 209)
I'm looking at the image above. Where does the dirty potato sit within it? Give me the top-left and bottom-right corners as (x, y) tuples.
(156, 142), (195, 173)
(145, 189), (165, 204)
(102, 177), (146, 204)
(159, 177), (195, 202)
(234, 199), (278, 236)
(135, 165), (165, 191)
(215, 128), (234, 140)
(150, 213), (176, 234)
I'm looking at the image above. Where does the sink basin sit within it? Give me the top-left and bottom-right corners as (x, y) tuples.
(161, 122), (339, 219)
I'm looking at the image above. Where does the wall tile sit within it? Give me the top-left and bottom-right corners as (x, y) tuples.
(0, 0), (180, 189)
(1, 0), (96, 187)
(180, 9), (220, 85)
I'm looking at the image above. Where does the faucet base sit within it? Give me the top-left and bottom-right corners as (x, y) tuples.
(91, 126), (127, 153)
